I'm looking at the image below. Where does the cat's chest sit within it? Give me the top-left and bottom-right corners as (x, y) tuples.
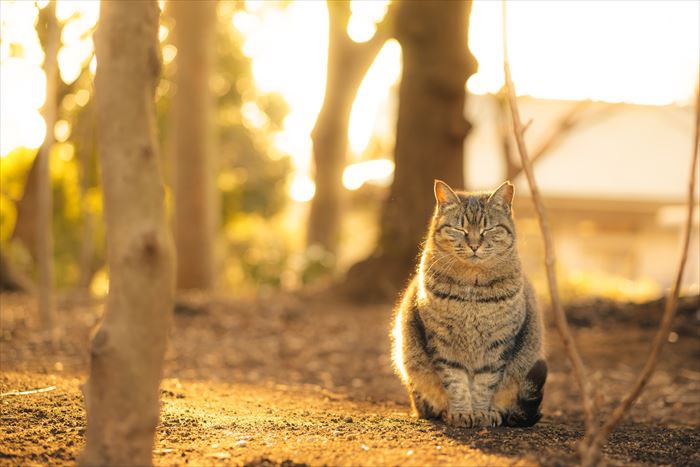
(421, 290), (525, 357)
(429, 298), (521, 334)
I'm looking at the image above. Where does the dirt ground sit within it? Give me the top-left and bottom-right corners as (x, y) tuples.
(1, 291), (699, 466)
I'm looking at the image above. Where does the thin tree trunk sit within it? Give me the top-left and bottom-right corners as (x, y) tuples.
(80, 1), (174, 465)
(171, 0), (217, 290)
(36, 1), (59, 331)
(77, 101), (97, 290)
(307, 0), (393, 257)
(344, 0), (476, 301)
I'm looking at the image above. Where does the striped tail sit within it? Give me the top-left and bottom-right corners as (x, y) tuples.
(503, 359), (548, 427)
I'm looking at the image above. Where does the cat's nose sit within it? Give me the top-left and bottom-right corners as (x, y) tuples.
(468, 242), (480, 252)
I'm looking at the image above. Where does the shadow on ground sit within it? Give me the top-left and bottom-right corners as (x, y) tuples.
(1, 291), (699, 465)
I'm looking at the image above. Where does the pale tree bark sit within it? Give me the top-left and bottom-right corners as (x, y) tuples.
(344, 0), (476, 300)
(171, 0), (217, 290)
(36, 1), (59, 331)
(307, 0), (393, 256)
(80, 1), (174, 465)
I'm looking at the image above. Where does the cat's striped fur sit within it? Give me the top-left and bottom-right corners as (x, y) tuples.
(391, 180), (547, 427)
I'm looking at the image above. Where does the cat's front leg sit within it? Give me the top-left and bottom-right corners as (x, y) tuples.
(433, 360), (476, 427)
(470, 364), (506, 427)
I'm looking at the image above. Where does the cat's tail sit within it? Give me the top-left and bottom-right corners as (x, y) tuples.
(503, 359), (547, 427)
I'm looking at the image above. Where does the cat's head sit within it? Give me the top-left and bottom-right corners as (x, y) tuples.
(430, 180), (516, 264)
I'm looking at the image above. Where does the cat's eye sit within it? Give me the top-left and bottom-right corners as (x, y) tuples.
(483, 226), (506, 235)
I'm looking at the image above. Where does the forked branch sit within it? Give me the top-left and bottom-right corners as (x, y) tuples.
(500, 0), (596, 438)
(502, 1), (700, 465)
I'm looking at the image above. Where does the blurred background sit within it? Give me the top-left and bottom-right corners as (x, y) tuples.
(1, 0), (698, 305)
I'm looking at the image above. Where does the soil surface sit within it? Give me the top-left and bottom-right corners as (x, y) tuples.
(1, 291), (699, 466)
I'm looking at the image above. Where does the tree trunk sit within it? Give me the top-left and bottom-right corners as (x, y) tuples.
(343, 0), (476, 301)
(76, 100), (97, 290)
(171, 0), (217, 290)
(36, 1), (59, 330)
(80, 2), (174, 465)
(307, 0), (392, 257)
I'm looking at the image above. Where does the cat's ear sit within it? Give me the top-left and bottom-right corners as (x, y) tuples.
(434, 180), (460, 207)
(488, 181), (514, 211)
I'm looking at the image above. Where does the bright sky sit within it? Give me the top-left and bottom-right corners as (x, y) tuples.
(1, 0), (698, 201)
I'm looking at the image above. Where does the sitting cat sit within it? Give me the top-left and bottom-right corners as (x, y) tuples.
(391, 180), (547, 427)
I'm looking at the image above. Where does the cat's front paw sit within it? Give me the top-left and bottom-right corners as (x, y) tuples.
(443, 410), (477, 428)
(473, 409), (503, 427)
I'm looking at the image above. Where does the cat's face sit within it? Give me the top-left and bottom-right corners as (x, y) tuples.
(431, 180), (516, 264)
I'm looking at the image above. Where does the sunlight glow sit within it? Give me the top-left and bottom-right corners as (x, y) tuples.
(162, 44), (177, 65)
(469, 1), (700, 105)
(0, 58), (46, 156)
(342, 158), (395, 191)
(54, 119), (70, 143)
(1, 0), (98, 156)
(391, 306), (409, 384)
(347, 0), (389, 43)
(74, 88), (90, 107)
(348, 39), (401, 156)
(289, 174), (316, 203)
(237, 2), (326, 201)
(2, 0), (697, 172)
(240, 101), (268, 130)
(238, 2), (403, 201)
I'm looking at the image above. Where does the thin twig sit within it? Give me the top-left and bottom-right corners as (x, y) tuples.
(580, 83), (700, 467)
(1, 386), (57, 397)
(528, 100), (590, 165)
(501, 0), (596, 433)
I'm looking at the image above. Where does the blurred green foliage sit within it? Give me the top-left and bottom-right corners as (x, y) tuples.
(1, 1), (300, 294)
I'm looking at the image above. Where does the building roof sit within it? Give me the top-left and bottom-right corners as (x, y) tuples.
(465, 95), (699, 203)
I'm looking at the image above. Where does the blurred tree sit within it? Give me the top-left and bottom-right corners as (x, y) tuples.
(74, 97), (99, 289)
(170, 0), (218, 290)
(307, 0), (393, 258)
(344, 0), (477, 301)
(1, 1), (292, 295)
(157, 2), (292, 293)
(36, 0), (60, 330)
(81, 1), (174, 465)
(8, 6), (102, 292)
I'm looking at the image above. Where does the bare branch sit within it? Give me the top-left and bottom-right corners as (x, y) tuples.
(501, 0), (596, 436)
(580, 82), (700, 467)
(509, 99), (594, 180)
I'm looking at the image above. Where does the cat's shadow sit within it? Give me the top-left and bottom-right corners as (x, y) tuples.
(423, 416), (699, 466)
(424, 415), (582, 465)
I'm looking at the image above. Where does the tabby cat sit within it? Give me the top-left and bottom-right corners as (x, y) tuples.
(391, 180), (547, 427)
